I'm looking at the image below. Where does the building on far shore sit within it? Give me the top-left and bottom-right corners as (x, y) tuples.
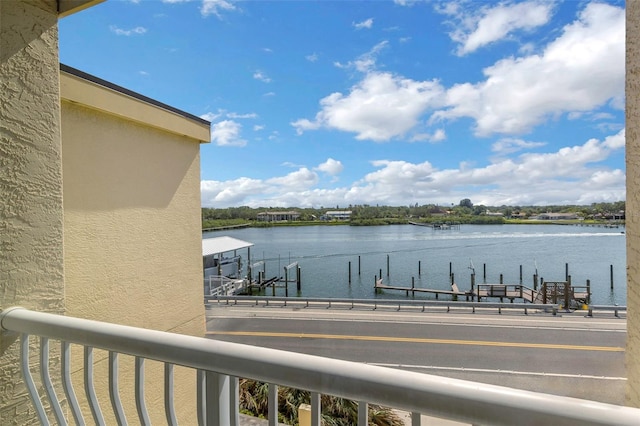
(322, 210), (352, 221)
(533, 212), (580, 220)
(257, 211), (301, 222)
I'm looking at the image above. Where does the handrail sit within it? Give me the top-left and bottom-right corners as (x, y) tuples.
(1, 307), (638, 425)
(208, 295), (560, 315)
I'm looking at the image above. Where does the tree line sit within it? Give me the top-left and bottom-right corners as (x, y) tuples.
(202, 201), (625, 228)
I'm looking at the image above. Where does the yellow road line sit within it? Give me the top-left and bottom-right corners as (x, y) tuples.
(205, 331), (624, 352)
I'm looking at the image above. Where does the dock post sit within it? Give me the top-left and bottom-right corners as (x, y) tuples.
(450, 272), (455, 286)
(519, 265), (522, 285)
(471, 273), (475, 301)
(449, 262), (452, 277)
(348, 261), (351, 284)
(565, 263), (569, 281)
(374, 275), (378, 293)
(500, 274), (503, 284)
(379, 269), (382, 280)
(533, 274), (537, 290)
(358, 255), (361, 276)
(564, 281), (570, 312)
(387, 254), (390, 276)
(587, 279), (591, 304)
(284, 267), (289, 297)
(610, 264), (614, 290)
(411, 277), (415, 297)
(542, 281), (547, 304)
(483, 263), (487, 283)
(297, 266), (301, 291)
(418, 260), (421, 276)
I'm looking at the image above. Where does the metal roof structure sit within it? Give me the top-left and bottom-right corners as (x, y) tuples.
(202, 236), (253, 257)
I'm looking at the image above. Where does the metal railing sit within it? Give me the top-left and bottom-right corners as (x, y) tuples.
(208, 295), (627, 317)
(1, 306), (638, 426)
(209, 295), (561, 315)
(204, 275), (248, 297)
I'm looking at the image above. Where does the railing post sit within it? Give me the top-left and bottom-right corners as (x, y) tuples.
(197, 370), (206, 425)
(411, 412), (422, 426)
(269, 383), (279, 426)
(311, 392), (321, 426)
(358, 401), (368, 426)
(230, 376), (240, 426)
(135, 357), (151, 425)
(206, 372), (230, 425)
(164, 363), (177, 426)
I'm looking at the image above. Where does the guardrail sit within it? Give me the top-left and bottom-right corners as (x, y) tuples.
(2, 307), (637, 426)
(586, 304), (627, 317)
(207, 295), (561, 315)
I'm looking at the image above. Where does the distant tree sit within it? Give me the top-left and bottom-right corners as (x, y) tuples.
(459, 198), (473, 208)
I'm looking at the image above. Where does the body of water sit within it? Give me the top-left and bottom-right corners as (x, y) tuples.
(204, 224), (626, 305)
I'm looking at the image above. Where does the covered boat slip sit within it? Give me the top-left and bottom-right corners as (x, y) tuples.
(203, 236), (253, 296)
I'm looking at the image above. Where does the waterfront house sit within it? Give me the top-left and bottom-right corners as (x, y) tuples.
(533, 212), (579, 221)
(322, 210), (353, 221)
(257, 210), (301, 222)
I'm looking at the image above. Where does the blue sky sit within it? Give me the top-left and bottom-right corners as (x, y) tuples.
(59, 0), (626, 208)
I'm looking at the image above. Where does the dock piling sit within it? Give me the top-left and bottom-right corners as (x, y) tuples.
(519, 265), (522, 285)
(610, 264), (614, 290)
(387, 255), (390, 277)
(348, 261), (351, 284)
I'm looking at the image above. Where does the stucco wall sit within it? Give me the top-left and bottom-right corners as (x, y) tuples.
(61, 92), (205, 422)
(0, 1), (65, 424)
(627, 0), (640, 408)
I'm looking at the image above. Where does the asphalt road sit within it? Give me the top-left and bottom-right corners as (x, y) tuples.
(205, 303), (626, 405)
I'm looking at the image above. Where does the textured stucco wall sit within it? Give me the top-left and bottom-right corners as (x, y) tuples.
(61, 97), (205, 422)
(0, 1), (65, 424)
(627, 0), (640, 408)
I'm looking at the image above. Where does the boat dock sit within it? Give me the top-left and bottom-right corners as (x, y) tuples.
(375, 280), (590, 307)
(408, 221), (461, 230)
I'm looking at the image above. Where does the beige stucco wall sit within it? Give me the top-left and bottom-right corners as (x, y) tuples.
(627, 0), (640, 408)
(61, 74), (207, 422)
(0, 1), (65, 424)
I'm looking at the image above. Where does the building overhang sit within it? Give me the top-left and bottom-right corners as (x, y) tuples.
(60, 64), (211, 143)
(58, 0), (105, 18)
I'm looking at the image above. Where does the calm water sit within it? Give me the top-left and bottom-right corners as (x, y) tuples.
(204, 224), (626, 305)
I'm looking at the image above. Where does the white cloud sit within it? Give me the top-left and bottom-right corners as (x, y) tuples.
(410, 129), (446, 143)
(491, 138), (546, 155)
(315, 158), (344, 176)
(353, 18), (374, 30)
(200, 111), (223, 122)
(292, 71), (444, 142)
(110, 25), (147, 36)
(306, 53), (319, 62)
(253, 70), (272, 83)
(443, 1), (554, 55)
(201, 0), (236, 18)
(201, 178), (267, 205)
(253, 125), (265, 131)
(201, 129), (624, 208)
(210, 120), (247, 147)
(333, 41), (388, 73)
(227, 112), (258, 119)
(267, 168), (319, 189)
(431, 2), (625, 136)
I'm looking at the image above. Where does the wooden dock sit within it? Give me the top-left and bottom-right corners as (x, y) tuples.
(375, 280), (472, 300)
(375, 281), (590, 307)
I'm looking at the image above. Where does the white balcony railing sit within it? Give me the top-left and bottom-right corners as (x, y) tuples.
(1, 306), (639, 425)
